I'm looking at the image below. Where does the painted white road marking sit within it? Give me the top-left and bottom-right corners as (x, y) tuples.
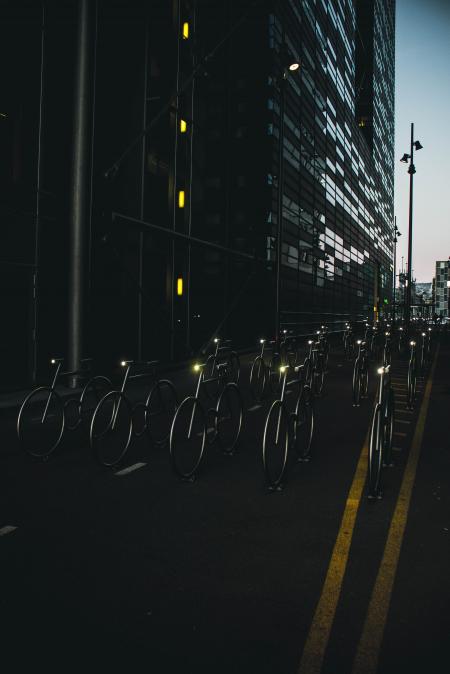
(115, 462), (147, 476)
(0, 526), (18, 537)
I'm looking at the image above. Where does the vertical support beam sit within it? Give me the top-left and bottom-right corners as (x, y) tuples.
(68, 0), (93, 386)
(275, 72), (285, 341)
(138, 18), (149, 361)
(32, 1), (46, 384)
(185, 2), (197, 356)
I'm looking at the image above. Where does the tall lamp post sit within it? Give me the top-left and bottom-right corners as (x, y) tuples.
(392, 216), (401, 324)
(274, 40), (300, 340)
(400, 122), (423, 334)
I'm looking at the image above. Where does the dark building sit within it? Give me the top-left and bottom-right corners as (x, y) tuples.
(0, 0), (395, 390)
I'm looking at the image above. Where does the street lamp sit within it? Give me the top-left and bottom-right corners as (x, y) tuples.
(392, 216), (401, 324)
(400, 122), (423, 334)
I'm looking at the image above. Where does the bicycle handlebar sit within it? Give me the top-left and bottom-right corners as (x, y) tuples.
(120, 359), (158, 368)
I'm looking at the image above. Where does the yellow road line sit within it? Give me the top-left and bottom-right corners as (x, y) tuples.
(297, 431), (369, 674)
(351, 344), (440, 674)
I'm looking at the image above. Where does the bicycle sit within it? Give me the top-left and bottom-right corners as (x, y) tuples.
(279, 329), (299, 367)
(317, 325), (330, 367)
(203, 337), (240, 399)
(262, 363), (314, 490)
(382, 331), (392, 367)
(169, 359), (243, 481)
(367, 364), (395, 499)
(89, 360), (177, 467)
(343, 323), (355, 360)
(397, 326), (405, 354)
(17, 357), (112, 460)
(352, 340), (369, 407)
(418, 329), (431, 373)
(303, 338), (326, 396)
(249, 338), (281, 402)
(406, 340), (418, 409)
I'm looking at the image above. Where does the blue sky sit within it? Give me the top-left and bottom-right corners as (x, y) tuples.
(394, 0), (450, 282)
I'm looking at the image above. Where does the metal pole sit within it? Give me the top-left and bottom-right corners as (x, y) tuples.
(275, 72), (285, 341)
(405, 122), (414, 334)
(68, 0), (93, 386)
(393, 216), (396, 324)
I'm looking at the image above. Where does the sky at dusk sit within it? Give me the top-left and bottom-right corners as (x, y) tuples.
(394, 0), (450, 282)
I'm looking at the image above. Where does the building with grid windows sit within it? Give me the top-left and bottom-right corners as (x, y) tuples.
(0, 0), (396, 388)
(434, 260), (450, 318)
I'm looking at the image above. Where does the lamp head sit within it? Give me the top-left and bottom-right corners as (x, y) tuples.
(414, 140), (423, 150)
(400, 153), (410, 163)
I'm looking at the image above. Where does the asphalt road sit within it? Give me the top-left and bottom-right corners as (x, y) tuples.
(1, 333), (449, 673)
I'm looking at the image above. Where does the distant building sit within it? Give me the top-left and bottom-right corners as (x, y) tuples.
(415, 282), (432, 300)
(434, 260), (450, 318)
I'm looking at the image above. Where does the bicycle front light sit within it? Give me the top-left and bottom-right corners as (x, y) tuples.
(410, 341), (416, 346)
(193, 363), (200, 372)
(377, 367), (384, 374)
(280, 366), (287, 373)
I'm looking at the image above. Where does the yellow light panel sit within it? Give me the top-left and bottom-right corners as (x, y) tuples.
(182, 22), (189, 39)
(178, 190), (185, 208)
(180, 119), (187, 133)
(177, 278), (183, 296)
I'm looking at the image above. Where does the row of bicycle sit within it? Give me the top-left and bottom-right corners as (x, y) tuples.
(15, 329), (332, 481)
(349, 323), (433, 410)
(15, 322), (433, 494)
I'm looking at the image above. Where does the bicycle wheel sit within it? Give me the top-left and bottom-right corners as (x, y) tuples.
(169, 396), (206, 479)
(145, 379), (178, 447)
(383, 387), (395, 467)
(352, 358), (362, 406)
(228, 351), (240, 384)
(293, 385), (314, 461)
(17, 387), (64, 459)
(79, 376), (112, 431)
(249, 356), (267, 402)
(368, 403), (383, 498)
(262, 400), (289, 489)
(215, 383), (243, 454)
(90, 391), (133, 467)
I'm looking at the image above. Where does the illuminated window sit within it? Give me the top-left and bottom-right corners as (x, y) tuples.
(178, 190), (185, 208)
(182, 22), (189, 39)
(180, 119), (187, 133)
(176, 278), (183, 296)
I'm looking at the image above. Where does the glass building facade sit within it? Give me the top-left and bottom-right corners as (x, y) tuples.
(0, 0), (396, 387)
